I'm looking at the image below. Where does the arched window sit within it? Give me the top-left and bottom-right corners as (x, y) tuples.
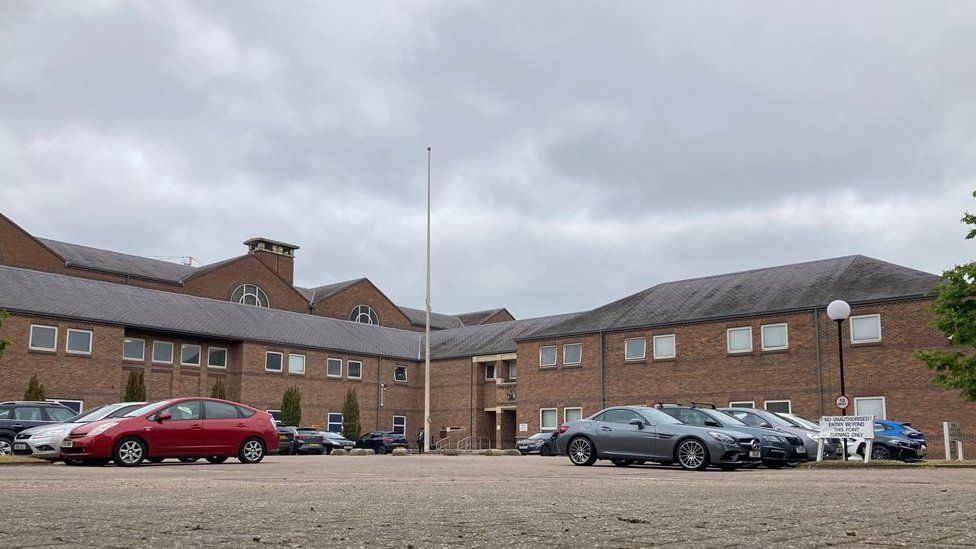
(349, 304), (379, 325)
(231, 284), (269, 308)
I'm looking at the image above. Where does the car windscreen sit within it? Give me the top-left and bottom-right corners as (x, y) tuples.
(703, 409), (746, 426)
(67, 405), (109, 423)
(636, 408), (682, 425)
(763, 412), (800, 428)
(529, 432), (549, 440)
(782, 414), (820, 430)
(123, 400), (171, 417)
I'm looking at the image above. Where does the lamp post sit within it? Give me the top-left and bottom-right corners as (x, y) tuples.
(826, 299), (851, 460)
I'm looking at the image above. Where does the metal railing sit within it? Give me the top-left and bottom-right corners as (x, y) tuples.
(455, 435), (491, 450)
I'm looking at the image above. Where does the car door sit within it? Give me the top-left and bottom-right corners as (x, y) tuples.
(11, 406), (50, 434)
(203, 400), (244, 454)
(150, 400), (203, 455)
(599, 409), (656, 458)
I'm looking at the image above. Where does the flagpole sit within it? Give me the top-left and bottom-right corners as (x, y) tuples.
(423, 146), (432, 455)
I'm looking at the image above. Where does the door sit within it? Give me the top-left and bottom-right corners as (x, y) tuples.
(203, 400), (245, 454)
(599, 409), (656, 458)
(150, 400), (204, 455)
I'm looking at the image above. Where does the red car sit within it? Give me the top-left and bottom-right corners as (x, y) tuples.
(60, 397), (278, 467)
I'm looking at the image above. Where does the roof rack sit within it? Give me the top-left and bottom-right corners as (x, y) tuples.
(690, 402), (716, 409)
(653, 401), (683, 408)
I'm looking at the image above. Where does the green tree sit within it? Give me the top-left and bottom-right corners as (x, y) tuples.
(915, 190), (976, 400)
(24, 374), (45, 400)
(281, 386), (302, 426)
(341, 388), (361, 440)
(0, 310), (10, 360)
(124, 370), (146, 401)
(211, 378), (226, 399)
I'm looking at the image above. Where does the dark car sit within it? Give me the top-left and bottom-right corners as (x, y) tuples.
(517, 432), (558, 456)
(355, 431), (408, 454)
(322, 431), (355, 454)
(294, 428), (327, 454)
(848, 420), (927, 461)
(0, 401), (76, 455)
(276, 425), (297, 455)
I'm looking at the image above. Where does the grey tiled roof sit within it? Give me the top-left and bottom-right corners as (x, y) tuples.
(455, 308), (510, 326)
(296, 279), (365, 304)
(428, 312), (582, 359)
(0, 266), (421, 360)
(39, 238), (196, 283)
(524, 255), (940, 341)
(398, 306), (464, 330)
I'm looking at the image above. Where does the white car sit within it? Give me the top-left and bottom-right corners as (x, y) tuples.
(13, 402), (144, 461)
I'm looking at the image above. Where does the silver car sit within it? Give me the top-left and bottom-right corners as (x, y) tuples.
(555, 406), (762, 471)
(13, 402), (145, 461)
(718, 408), (841, 458)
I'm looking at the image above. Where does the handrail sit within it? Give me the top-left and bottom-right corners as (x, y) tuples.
(455, 435), (491, 450)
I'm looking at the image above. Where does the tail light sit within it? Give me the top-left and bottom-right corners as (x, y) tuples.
(558, 424), (569, 434)
(383, 437), (393, 443)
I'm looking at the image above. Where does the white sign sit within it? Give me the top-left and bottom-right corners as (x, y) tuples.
(835, 395), (849, 410)
(944, 422), (964, 461)
(819, 415), (875, 440)
(518, 423), (528, 433)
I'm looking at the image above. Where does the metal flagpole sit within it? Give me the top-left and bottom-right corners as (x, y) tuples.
(423, 146), (432, 455)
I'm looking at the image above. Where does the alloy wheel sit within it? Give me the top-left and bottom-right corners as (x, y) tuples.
(118, 440), (143, 464)
(677, 440), (706, 470)
(871, 445), (891, 460)
(0, 439), (12, 455)
(569, 438), (593, 465)
(243, 440), (263, 461)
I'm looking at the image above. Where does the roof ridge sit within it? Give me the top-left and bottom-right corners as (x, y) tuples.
(652, 255), (860, 288)
(39, 237), (197, 271)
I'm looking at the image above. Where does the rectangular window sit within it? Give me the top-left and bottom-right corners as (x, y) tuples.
(727, 327), (753, 353)
(539, 346), (557, 368)
(327, 358), (342, 378)
(564, 407), (583, 422)
(508, 361), (517, 380)
(624, 337), (646, 361)
(65, 329), (93, 355)
(392, 415), (406, 435)
(394, 365), (407, 382)
(29, 325), (58, 352)
(563, 343), (582, 365)
(123, 338), (145, 361)
(47, 399), (84, 414)
(764, 400), (792, 414)
(180, 344), (201, 366)
(288, 353), (306, 375)
(854, 396), (886, 419)
(208, 347), (227, 369)
(653, 334), (676, 360)
(327, 412), (344, 433)
(540, 408), (558, 431)
(265, 351), (283, 372)
(152, 341), (174, 364)
(850, 314), (881, 344)
(267, 409), (282, 423)
(348, 360), (363, 379)
(485, 363), (496, 380)
(729, 401), (755, 408)
(761, 324), (789, 351)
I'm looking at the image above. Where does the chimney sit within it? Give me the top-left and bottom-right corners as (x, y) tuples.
(244, 237), (298, 286)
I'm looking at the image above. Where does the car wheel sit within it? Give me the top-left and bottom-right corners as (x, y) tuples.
(239, 437), (266, 464)
(611, 459), (632, 467)
(147, 457), (164, 464)
(0, 437), (12, 455)
(206, 456), (228, 464)
(325, 447), (333, 455)
(179, 457), (199, 463)
(871, 444), (892, 460)
(568, 436), (597, 466)
(112, 436), (147, 467)
(376, 445), (388, 455)
(539, 445), (552, 457)
(675, 439), (709, 471)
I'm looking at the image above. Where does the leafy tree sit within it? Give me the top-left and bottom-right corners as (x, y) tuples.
(915, 190), (976, 400)
(124, 370), (147, 401)
(211, 378), (226, 399)
(24, 374), (45, 400)
(341, 388), (361, 440)
(0, 310), (10, 360)
(281, 386), (302, 426)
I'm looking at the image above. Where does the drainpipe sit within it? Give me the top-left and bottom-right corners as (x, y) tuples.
(376, 357), (382, 430)
(469, 359), (474, 438)
(599, 331), (606, 409)
(813, 309), (824, 418)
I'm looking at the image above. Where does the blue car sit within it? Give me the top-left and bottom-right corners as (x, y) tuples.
(848, 420), (927, 461)
(876, 420), (926, 445)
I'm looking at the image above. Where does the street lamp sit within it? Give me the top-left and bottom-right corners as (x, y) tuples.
(826, 299), (851, 460)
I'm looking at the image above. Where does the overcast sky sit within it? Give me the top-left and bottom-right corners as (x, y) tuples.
(1, 2), (974, 319)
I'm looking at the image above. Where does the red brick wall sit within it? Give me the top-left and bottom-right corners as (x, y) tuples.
(182, 255), (309, 313)
(250, 250), (294, 287)
(313, 279), (413, 329)
(0, 214), (67, 274)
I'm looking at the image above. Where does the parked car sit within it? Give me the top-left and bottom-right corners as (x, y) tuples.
(875, 420), (927, 446)
(556, 405), (762, 471)
(294, 428), (327, 454)
(12, 402), (144, 461)
(517, 432), (558, 456)
(656, 404), (808, 467)
(846, 420), (927, 461)
(322, 431), (355, 454)
(59, 397), (278, 467)
(719, 407), (842, 459)
(775, 412), (822, 432)
(0, 401), (76, 455)
(355, 431), (408, 454)
(276, 425), (298, 455)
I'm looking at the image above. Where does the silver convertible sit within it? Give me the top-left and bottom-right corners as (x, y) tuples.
(555, 406), (762, 471)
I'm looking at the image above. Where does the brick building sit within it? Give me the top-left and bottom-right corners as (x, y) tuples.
(0, 212), (971, 458)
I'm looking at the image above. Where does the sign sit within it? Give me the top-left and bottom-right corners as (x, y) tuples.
(819, 415), (874, 440)
(835, 395), (850, 410)
(518, 423), (528, 433)
(944, 422), (964, 461)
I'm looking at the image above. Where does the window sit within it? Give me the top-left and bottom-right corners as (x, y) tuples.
(539, 346), (557, 368)
(653, 334), (676, 360)
(727, 327), (753, 353)
(158, 400), (201, 420)
(231, 284), (269, 307)
(46, 407), (75, 422)
(348, 360), (363, 379)
(394, 365), (407, 382)
(854, 396), (886, 419)
(14, 406), (44, 421)
(288, 353), (306, 375)
(152, 341), (174, 364)
(540, 408), (558, 431)
(564, 407), (583, 422)
(29, 325), (57, 352)
(563, 343), (582, 365)
(603, 409), (640, 424)
(265, 351), (283, 372)
(47, 399), (84, 414)
(508, 361), (517, 380)
(123, 338), (145, 361)
(327, 358), (342, 378)
(485, 363), (496, 380)
(761, 324), (788, 351)
(728, 401), (755, 408)
(624, 337), (646, 361)
(850, 314), (881, 344)
(267, 409), (282, 423)
(349, 305), (378, 325)
(65, 329), (93, 355)
(180, 344), (201, 366)
(208, 347), (227, 369)
(327, 412), (344, 433)
(764, 400), (792, 414)
(392, 415), (406, 435)
(205, 400), (240, 419)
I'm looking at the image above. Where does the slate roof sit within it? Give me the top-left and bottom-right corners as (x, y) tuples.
(295, 279), (365, 304)
(39, 238), (196, 283)
(523, 255), (940, 341)
(398, 306), (464, 330)
(428, 312), (582, 359)
(455, 308), (509, 326)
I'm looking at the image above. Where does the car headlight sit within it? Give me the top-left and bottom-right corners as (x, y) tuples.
(87, 422), (120, 437)
(805, 432), (819, 441)
(33, 428), (71, 438)
(763, 435), (784, 443)
(708, 432), (736, 444)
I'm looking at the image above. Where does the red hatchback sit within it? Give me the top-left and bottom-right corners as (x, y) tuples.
(60, 398), (279, 467)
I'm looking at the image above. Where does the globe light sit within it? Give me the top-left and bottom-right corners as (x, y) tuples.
(826, 299), (851, 322)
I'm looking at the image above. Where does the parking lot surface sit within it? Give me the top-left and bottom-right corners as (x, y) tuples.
(1, 455), (974, 548)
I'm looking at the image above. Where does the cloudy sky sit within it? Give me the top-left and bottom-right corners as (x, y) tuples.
(1, 2), (974, 318)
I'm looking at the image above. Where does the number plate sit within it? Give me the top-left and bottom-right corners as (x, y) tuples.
(795, 446), (807, 453)
(749, 450), (761, 458)
(14, 443), (27, 450)
(305, 443), (320, 447)
(61, 440), (74, 448)
(279, 435), (287, 440)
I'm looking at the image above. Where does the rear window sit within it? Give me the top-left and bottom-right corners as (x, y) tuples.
(205, 400), (240, 420)
(15, 407), (44, 421)
(237, 406), (256, 418)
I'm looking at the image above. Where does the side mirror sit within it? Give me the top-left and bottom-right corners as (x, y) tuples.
(628, 418), (645, 429)
(761, 422), (773, 428)
(157, 413), (172, 423)
(704, 420), (722, 428)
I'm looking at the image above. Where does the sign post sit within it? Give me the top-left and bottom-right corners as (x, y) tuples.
(943, 422), (964, 461)
(818, 415), (875, 463)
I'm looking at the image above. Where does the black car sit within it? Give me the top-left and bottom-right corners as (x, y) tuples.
(294, 428), (327, 454)
(355, 431), (408, 454)
(0, 401), (76, 455)
(276, 425), (297, 455)
(322, 431), (355, 454)
(517, 432), (558, 456)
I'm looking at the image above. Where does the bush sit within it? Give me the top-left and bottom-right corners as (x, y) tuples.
(211, 378), (226, 399)
(281, 387), (301, 426)
(124, 370), (146, 401)
(24, 374), (45, 401)
(341, 389), (361, 441)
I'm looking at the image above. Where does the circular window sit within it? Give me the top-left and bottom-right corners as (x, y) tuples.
(349, 304), (379, 325)
(231, 284), (269, 308)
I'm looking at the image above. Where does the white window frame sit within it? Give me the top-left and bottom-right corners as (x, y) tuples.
(265, 351), (284, 373)
(392, 415), (406, 435)
(539, 407), (558, 432)
(562, 343), (583, 365)
(729, 401), (755, 408)
(122, 337), (145, 362)
(539, 346), (557, 368)
(65, 328), (93, 355)
(850, 314), (882, 344)
(563, 407), (583, 423)
(624, 337), (646, 361)
(348, 360), (363, 380)
(47, 399), (84, 414)
(327, 358), (343, 378)
(267, 409), (282, 423)
(726, 327), (753, 354)
(327, 412), (344, 433)
(28, 324), (58, 352)
(232, 283), (269, 308)
(854, 396), (887, 419)
(288, 353), (306, 375)
(485, 363), (496, 381)
(763, 399), (792, 414)
(180, 344), (202, 366)
(393, 365), (408, 383)
(653, 334), (676, 360)
(508, 361), (517, 380)
(207, 347), (228, 369)
(152, 341), (174, 364)
(760, 323), (789, 351)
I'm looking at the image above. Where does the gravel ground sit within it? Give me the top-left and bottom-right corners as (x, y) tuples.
(1, 454), (974, 548)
